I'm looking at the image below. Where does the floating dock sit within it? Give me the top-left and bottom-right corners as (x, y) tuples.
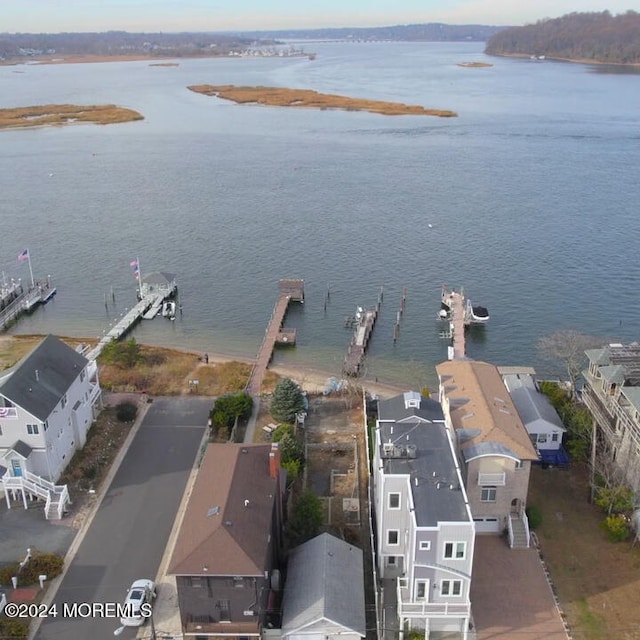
(342, 302), (379, 377)
(0, 278), (57, 332)
(246, 279), (304, 396)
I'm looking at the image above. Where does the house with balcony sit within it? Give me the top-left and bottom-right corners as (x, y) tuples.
(0, 335), (102, 518)
(436, 361), (539, 545)
(168, 442), (284, 638)
(502, 372), (568, 465)
(583, 342), (640, 494)
(372, 391), (474, 639)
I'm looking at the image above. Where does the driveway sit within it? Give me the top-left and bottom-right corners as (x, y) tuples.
(36, 397), (211, 640)
(470, 536), (569, 640)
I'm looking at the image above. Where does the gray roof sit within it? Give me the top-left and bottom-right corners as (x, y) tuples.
(142, 272), (175, 285)
(281, 533), (365, 638)
(0, 335), (88, 421)
(509, 386), (565, 432)
(377, 392), (469, 527)
(1, 440), (33, 461)
(599, 365), (626, 385)
(621, 387), (640, 412)
(463, 441), (519, 463)
(585, 348), (610, 365)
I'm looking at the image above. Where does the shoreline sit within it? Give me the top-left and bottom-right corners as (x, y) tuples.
(488, 51), (640, 67)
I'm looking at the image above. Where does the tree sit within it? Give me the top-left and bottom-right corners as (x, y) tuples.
(288, 489), (323, 545)
(269, 378), (305, 423)
(209, 393), (253, 431)
(537, 330), (604, 397)
(100, 337), (141, 369)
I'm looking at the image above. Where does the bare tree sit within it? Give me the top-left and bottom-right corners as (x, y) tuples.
(537, 330), (605, 397)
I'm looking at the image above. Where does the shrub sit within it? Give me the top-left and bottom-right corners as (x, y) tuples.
(209, 393), (253, 432)
(288, 489), (323, 545)
(0, 617), (29, 640)
(0, 562), (20, 586)
(116, 402), (138, 422)
(526, 505), (543, 529)
(21, 553), (64, 585)
(600, 514), (630, 542)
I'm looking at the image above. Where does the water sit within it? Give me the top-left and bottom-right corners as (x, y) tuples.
(1, 42), (639, 388)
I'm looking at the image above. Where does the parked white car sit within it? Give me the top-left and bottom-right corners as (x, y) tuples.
(120, 579), (156, 627)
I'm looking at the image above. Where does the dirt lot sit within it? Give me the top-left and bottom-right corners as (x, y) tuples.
(529, 464), (640, 640)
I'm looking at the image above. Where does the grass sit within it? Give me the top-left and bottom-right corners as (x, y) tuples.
(188, 84), (457, 117)
(529, 464), (640, 640)
(0, 104), (144, 130)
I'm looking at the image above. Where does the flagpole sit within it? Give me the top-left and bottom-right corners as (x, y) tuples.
(27, 251), (35, 288)
(137, 256), (142, 299)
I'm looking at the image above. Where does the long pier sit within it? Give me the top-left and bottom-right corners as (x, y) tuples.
(343, 304), (379, 377)
(441, 288), (466, 360)
(246, 279), (304, 396)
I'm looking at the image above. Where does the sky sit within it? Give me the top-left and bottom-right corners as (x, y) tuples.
(2, 0), (634, 33)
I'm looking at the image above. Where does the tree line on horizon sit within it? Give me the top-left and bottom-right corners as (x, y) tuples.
(485, 10), (640, 64)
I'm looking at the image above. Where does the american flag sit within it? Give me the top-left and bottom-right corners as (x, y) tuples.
(17, 249), (29, 262)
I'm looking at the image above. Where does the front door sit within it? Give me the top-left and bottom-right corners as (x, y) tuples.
(11, 459), (23, 477)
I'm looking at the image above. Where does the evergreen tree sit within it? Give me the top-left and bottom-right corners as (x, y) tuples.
(269, 378), (305, 423)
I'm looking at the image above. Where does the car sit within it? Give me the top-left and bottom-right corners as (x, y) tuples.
(120, 579), (156, 627)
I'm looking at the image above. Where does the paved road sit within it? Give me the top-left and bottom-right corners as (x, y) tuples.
(36, 397), (211, 640)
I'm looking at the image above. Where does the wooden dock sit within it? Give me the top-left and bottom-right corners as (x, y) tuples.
(246, 279), (304, 396)
(343, 306), (379, 377)
(442, 288), (466, 360)
(0, 279), (57, 332)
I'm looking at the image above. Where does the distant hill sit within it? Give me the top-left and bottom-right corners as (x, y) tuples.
(234, 23), (505, 42)
(485, 10), (640, 64)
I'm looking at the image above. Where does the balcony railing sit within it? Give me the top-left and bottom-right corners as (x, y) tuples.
(477, 472), (505, 486)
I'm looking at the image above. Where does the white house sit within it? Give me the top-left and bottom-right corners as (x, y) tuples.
(281, 533), (366, 640)
(503, 373), (568, 465)
(0, 335), (102, 518)
(372, 391), (474, 640)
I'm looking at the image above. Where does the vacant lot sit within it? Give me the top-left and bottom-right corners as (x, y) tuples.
(529, 464), (640, 640)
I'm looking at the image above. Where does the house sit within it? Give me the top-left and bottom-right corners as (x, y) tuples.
(168, 442), (284, 638)
(502, 373), (568, 465)
(281, 533), (365, 640)
(372, 390), (474, 639)
(0, 335), (102, 518)
(583, 342), (640, 494)
(436, 361), (539, 545)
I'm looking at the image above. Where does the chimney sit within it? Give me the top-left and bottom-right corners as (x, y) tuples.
(269, 442), (280, 479)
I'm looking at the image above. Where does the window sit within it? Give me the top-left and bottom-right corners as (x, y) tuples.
(388, 493), (401, 509)
(233, 577), (244, 589)
(190, 577), (203, 588)
(419, 540), (431, 551)
(61, 394), (68, 409)
(551, 433), (559, 442)
(43, 421), (48, 432)
(441, 580), (462, 596)
(0, 426), (2, 436)
(387, 530), (399, 545)
(444, 542), (466, 559)
(537, 433), (548, 444)
(481, 487), (497, 502)
(416, 581), (427, 600)
(398, 578), (408, 588)
(26, 424), (39, 435)
(80, 369), (86, 383)
(515, 460), (523, 469)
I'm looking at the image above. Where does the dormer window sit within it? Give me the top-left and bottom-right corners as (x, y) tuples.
(61, 394), (68, 409)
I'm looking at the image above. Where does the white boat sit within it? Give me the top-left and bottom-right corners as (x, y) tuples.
(465, 299), (490, 324)
(162, 300), (176, 320)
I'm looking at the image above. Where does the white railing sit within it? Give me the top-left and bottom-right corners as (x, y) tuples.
(507, 514), (514, 548)
(397, 582), (470, 617)
(522, 510), (531, 547)
(477, 472), (506, 486)
(3, 471), (70, 519)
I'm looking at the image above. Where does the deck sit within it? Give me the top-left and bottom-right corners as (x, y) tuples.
(343, 307), (378, 377)
(443, 289), (466, 360)
(0, 279), (57, 332)
(246, 279), (304, 396)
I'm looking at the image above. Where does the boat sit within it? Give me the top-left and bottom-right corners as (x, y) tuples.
(464, 299), (490, 325)
(162, 300), (176, 320)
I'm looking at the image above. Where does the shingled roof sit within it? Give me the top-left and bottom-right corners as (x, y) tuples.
(0, 335), (88, 421)
(437, 360), (538, 461)
(168, 444), (278, 576)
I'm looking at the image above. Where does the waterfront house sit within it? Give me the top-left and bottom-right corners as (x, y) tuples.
(583, 342), (640, 494)
(0, 335), (102, 518)
(502, 372), (568, 465)
(168, 442), (284, 638)
(436, 361), (539, 545)
(281, 533), (365, 640)
(372, 391), (474, 639)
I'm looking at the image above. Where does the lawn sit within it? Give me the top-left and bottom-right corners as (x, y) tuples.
(528, 464), (640, 640)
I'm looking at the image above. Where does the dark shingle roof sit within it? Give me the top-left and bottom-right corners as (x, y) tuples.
(282, 533), (365, 637)
(0, 335), (88, 421)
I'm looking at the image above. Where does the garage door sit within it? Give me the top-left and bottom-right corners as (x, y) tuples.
(474, 517), (500, 533)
